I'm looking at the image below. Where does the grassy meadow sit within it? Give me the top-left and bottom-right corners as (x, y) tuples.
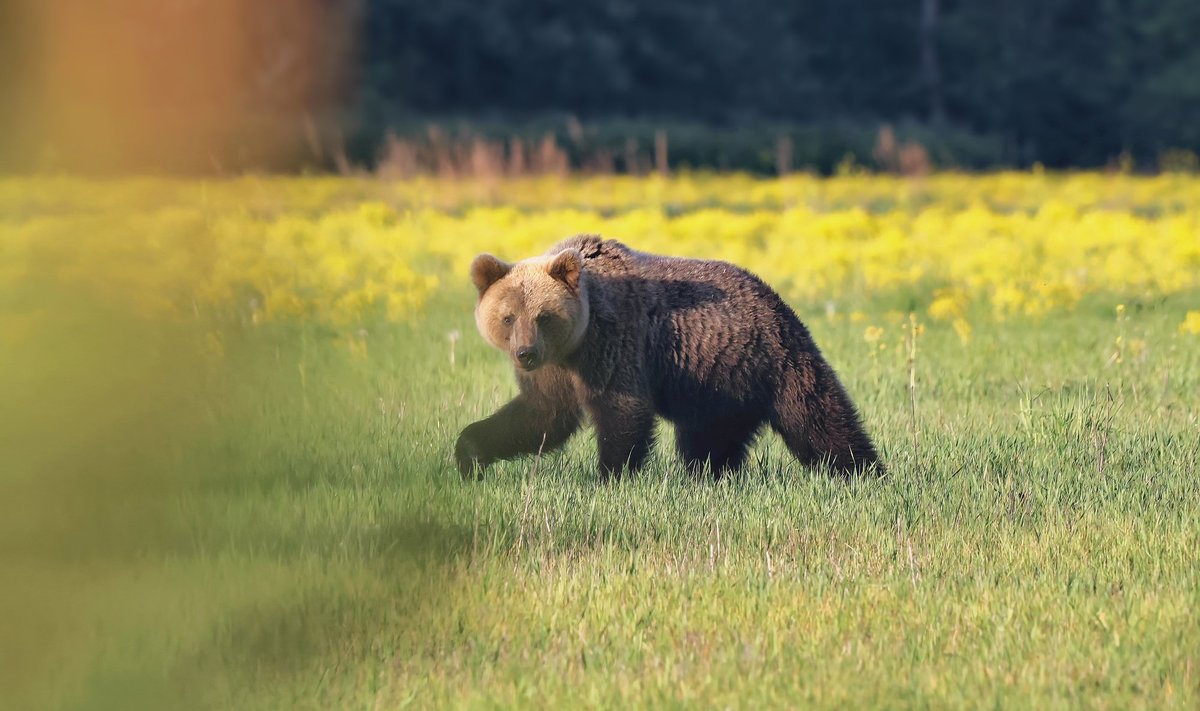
(2, 173), (1199, 710)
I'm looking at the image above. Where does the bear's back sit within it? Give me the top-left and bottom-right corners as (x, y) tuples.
(549, 235), (769, 294)
(550, 235), (807, 420)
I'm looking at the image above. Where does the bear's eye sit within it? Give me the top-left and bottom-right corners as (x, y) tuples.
(536, 312), (557, 327)
(502, 315), (515, 326)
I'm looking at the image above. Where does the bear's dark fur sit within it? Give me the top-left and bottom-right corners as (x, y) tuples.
(456, 235), (882, 478)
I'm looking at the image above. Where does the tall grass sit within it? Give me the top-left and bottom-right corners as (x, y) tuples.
(2, 171), (1198, 709)
(3, 281), (1198, 710)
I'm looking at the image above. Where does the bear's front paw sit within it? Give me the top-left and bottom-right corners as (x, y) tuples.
(454, 429), (489, 480)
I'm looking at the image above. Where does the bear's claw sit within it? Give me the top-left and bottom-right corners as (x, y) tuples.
(454, 430), (487, 479)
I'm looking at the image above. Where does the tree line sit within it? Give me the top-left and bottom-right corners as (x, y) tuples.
(358, 0), (1200, 169)
(7, 0), (1199, 172)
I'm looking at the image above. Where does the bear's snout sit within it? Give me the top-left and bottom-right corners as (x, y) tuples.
(515, 346), (541, 370)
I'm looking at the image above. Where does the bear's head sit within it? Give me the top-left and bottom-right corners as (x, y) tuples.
(469, 249), (589, 371)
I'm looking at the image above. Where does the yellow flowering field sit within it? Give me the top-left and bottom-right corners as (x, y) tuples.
(2, 172), (1198, 338)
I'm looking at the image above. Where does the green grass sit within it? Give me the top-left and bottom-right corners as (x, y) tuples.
(3, 286), (1199, 710)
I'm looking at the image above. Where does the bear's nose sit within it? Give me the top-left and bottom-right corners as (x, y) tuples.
(515, 347), (539, 368)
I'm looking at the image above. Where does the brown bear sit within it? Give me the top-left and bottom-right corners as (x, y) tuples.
(455, 235), (882, 478)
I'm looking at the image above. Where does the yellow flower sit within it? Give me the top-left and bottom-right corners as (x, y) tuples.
(1180, 311), (1200, 335)
(952, 318), (972, 344)
(4, 172), (1200, 339)
(929, 294), (959, 320)
(863, 326), (885, 344)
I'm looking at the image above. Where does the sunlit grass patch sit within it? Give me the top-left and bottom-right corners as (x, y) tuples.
(2, 173), (1198, 710)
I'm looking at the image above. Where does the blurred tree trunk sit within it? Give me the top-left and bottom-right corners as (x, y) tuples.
(920, 0), (945, 124)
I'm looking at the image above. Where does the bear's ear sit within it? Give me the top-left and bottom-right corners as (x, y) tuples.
(547, 249), (583, 290)
(470, 254), (512, 297)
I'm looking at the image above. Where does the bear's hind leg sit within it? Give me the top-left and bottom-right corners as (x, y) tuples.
(770, 360), (881, 476)
(675, 419), (762, 477)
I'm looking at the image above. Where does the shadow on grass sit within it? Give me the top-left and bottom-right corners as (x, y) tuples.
(0, 292), (473, 711)
(180, 519), (474, 709)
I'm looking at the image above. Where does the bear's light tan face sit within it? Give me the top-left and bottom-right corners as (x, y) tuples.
(471, 250), (589, 371)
